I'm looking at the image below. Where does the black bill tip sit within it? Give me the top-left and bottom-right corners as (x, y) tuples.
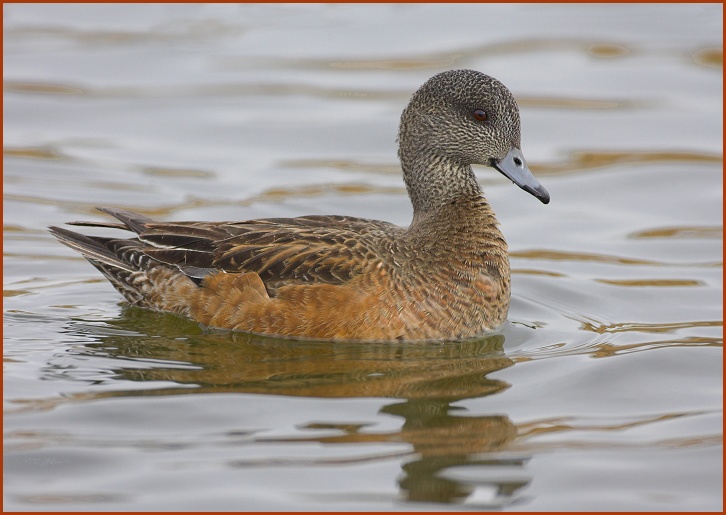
(492, 147), (550, 204)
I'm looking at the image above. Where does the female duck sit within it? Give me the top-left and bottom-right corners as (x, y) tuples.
(51, 69), (549, 342)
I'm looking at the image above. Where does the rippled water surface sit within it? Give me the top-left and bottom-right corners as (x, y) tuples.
(4, 4), (723, 511)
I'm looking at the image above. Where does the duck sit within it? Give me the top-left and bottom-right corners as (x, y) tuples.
(50, 69), (549, 342)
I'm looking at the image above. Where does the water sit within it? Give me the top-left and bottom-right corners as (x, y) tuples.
(3, 3), (722, 511)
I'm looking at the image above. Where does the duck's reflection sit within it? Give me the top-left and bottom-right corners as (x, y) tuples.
(69, 307), (531, 507)
(384, 400), (526, 505)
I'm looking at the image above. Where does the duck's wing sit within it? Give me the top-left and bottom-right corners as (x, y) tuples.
(53, 208), (403, 294)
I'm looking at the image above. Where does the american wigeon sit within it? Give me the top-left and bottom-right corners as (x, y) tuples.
(50, 69), (549, 341)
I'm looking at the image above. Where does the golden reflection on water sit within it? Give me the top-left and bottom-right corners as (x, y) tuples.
(511, 269), (565, 277)
(3, 81), (85, 95)
(595, 278), (705, 287)
(692, 47), (723, 68)
(141, 166), (215, 179)
(514, 411), (721, 452)
(579, 318), (722, 335)
(587, 43), (630, 58)
(511, 248), (721, 268)
(328, 58), (461, 70)
(511, 249), (661, 266)
(629, 226), (723, 240)
(519, 97), (629, 109)
(280, 158), (402, 175)
(531, 150), (723, 177)
(3, 146), (66, 160)
(512, 332), (720, 363)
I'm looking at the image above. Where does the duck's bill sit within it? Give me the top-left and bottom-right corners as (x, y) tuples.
(492, 147), (550, 204)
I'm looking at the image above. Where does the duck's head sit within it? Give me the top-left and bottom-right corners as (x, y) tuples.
(398, 69), (549, 205)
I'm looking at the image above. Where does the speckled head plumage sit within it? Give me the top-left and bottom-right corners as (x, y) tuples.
(398, 69), (549, 212)
(399, 69), (520, 165)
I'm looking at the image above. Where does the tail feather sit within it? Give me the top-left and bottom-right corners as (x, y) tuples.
(48, 225), (135, 272)
(95, 207), (153, 234)
(49, 208), (169, 306)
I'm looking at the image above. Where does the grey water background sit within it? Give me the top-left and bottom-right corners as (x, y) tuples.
(3, 3), (722, 511)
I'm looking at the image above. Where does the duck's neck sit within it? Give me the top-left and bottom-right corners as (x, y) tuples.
(407, 192), (505, 248)
(401, 156), (506, 254)
(402, 155), (484, 216)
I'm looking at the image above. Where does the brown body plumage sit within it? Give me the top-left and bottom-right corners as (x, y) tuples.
(50, 69), (549, 342)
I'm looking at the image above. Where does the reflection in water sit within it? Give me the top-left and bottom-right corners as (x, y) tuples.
(691, 47), (723, 68)
(510, 248), (721, 268)
(531, 149), (722, 177)
(385, 401), (524, 505)
(57, 307), (529, 507)
(629, 225), (723, 240)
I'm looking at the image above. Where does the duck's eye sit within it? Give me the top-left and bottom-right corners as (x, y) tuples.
(472, 109), (488, 122)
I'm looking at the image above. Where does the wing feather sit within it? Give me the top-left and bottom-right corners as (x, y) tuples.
(58, 208), (404, 294)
